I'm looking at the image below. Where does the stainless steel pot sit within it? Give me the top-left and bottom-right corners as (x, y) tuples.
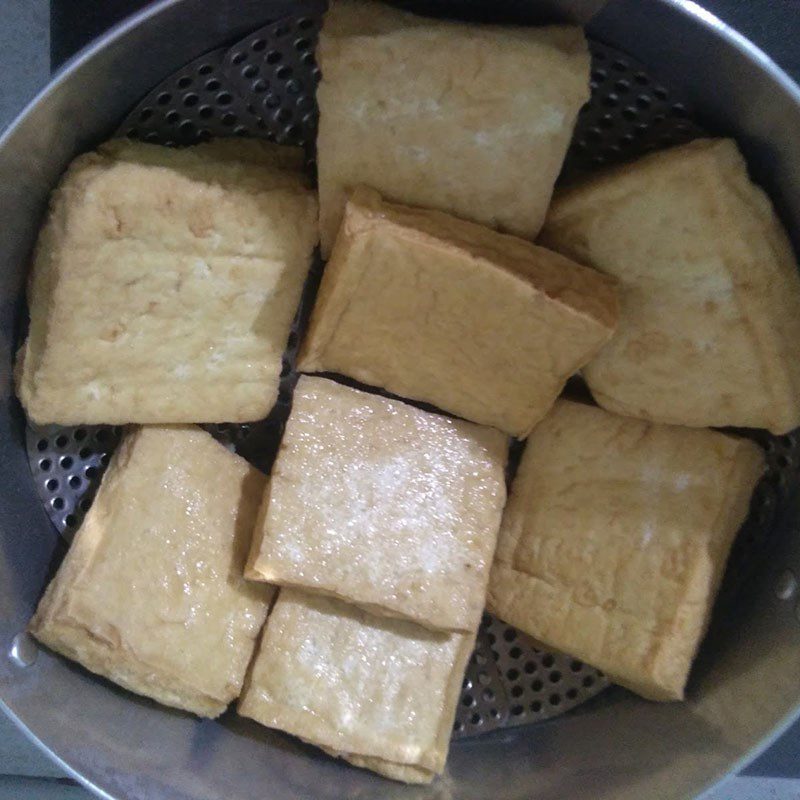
(2, 1), (800, 799)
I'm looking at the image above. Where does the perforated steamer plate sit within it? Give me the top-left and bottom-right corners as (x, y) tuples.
(119, 8), (324, 151)
(23, 8), (795, 741)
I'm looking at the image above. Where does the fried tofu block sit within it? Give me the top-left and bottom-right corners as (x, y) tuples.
(541, 138), (800, 434)
(246, 375), (507, 633)
(487, 400), (764, 701)
(299, 188), (618, 437)
(238, 588), (474, 783)
(17, 138), (318, 424)
(29, 426), (273, 718)
(316, 0), (590, 256)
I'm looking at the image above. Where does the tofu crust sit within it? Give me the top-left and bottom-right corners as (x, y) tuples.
(247, 375), (507, 633)
(299, 187), (618, 437)
(29, 425), (274, 717)
(316, 0), (590, 255)
(542, 138), (800, 434)
(17, 138), (318, 424)
(238, 588), (474, 782)
(487, 400), (764, 701)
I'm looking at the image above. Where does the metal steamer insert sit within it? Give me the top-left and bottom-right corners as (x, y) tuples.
(24, 8), (797, 739)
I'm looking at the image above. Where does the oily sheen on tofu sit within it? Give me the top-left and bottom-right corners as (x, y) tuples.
(29, 426), (273, 718)
(316, 0), (590, 256)
(542, 138), (800, 434)
(488, 400), (764, 701)
(246, 375), (507, 633)
(299, 188), (618, 437)
(238, 588), (474, 784)
(17, 138), (318, 424)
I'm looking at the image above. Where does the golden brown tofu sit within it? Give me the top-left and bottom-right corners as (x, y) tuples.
(542, 138), (800, 434)
(299, 188), (618, 437)
(488, 400), (764, 701)
(17, 138), (318, 424)
(246, 375), (507, 633)
(238, 588), (474, 783)
(29, 426), (273, 717)
(316, 0), (590, 256)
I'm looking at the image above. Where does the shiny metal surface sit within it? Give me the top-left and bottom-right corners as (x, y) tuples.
(456, 614), (608, 737)
(2, 1), (800, 799)
(25, 18), (790, 742)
